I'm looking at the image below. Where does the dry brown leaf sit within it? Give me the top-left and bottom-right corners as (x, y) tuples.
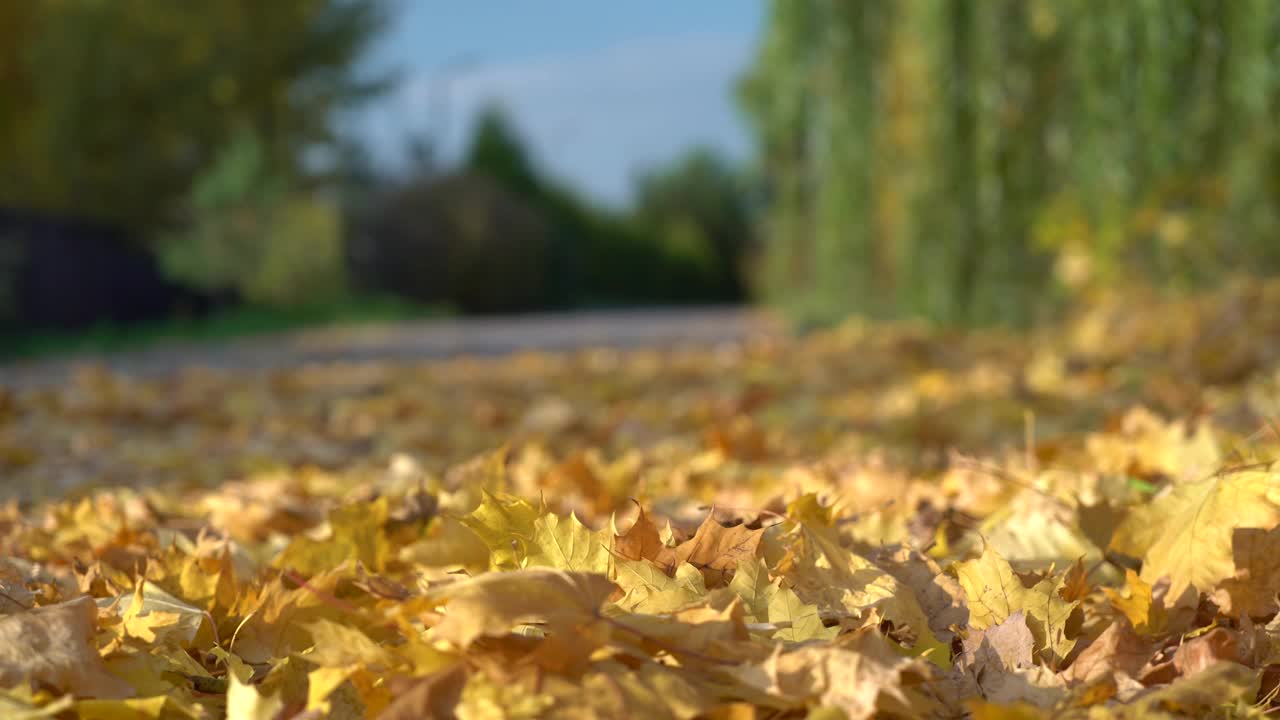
(612, 505), (666, 562)
(431, 569), (616, 648)
(377, 665), (468, 720)
(1061, 622), (1150, 684)
(0, 559), (35, 614)
(752, 631), (919, 720)
(1172, 627), (1244, 678)
(1216, 526), (1280, 618)
(661, 515), (764, 586)
(875, 547), (969, 642)
(963, 611), (1035, 673)
(0, 596), (133, 698)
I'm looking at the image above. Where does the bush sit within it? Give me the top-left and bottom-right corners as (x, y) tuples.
(357, 173), (550, 314)
(161, 132), (347, 308)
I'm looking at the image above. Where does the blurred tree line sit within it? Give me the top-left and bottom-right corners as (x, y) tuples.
(0, 0), (754, 334)
(743, 0), (1280, 327)
(350, 107), (754, 313)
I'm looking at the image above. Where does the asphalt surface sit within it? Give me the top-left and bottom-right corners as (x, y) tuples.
(1, 306), (783, 388)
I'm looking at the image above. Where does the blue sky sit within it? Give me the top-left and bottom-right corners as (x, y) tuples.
(356, 1), (767, 206)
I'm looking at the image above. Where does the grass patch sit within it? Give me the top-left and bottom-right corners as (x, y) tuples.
(2, 295), (447, 361)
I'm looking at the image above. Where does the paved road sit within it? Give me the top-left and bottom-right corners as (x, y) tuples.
(2, 307), (783, 388)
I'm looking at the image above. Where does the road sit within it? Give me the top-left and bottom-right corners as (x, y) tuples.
(1, 306), (783, 387)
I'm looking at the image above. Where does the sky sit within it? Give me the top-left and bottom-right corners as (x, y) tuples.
(355, 1), (767, 207)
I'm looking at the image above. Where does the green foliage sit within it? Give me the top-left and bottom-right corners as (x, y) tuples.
(161, 133), (347, 308)
(0, 0), (387, 234)
(1, 295), (437, 362)
(464, 105), (545, 199)
(453, 109), (757, 309)
(744, 0), (1280, 327)
(633, 148), (755, 302)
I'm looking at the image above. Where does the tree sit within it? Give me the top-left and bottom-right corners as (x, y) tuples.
(742, 0), (1280, 327)
(463, 105), (545, 199)
(0, 0), (389, 235)
(362, 173), (551, 314)
(633, 148), (756, 301)
(159, 132), (347, 307)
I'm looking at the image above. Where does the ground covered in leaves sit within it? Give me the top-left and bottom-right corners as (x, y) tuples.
(4, 279), (1280, 719)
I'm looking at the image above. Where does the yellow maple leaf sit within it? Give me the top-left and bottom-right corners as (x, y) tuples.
(1101, 569), (1166, 636)
(613, 558), (706, 613)
(117, 580), (209, 647)
(527, 512), (611, 574)
(769, 582), (839, 642)
(953, 545), (1079, 666)
(103, 643), (211, 698)
(398, 516), (490, 571)
(461, 491), (540, 569)
(208, 646), (253, 683)
(274, 498), (391, 576)
(781, 521), (949, 664)
(728, 558), (776, 624)
(301, 618), (397, 668)
(1110, 468), (1280, 605)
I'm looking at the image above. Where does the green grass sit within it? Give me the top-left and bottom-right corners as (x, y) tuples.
(2, 295), (448, 362)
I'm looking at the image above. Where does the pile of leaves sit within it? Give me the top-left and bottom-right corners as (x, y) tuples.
(4, 279), (1280, 718)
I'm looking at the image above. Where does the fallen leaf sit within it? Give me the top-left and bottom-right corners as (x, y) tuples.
(431, 569), (615, 648)
(662, 515), (764, 586)
(461, 491), (540, 570)
(782, 521), (948, 663)
(953, 545), (1080, 666)
(527, 512), (610, 574)
(1216, 526), (1280, 618)
(0, 559), (35, 614)
(1172, 627), (1243, 678)
(611, 505), (666, 562)
(226, 672), (284, 720)
(398, 516), (490, 571)
(275, 498), (391, 576)
(1061, 621), (1150, 684)
(613, 559), (706, 613)
(769, 582), (838, 642)
(377, 665), (468, 720)
(964, 611), (1035, 673)
(302, 618), (397, 668)
(728, 558), (776, 624)
(1101, 569), (1167, 637)
(748, 631), (919, 720)
(1124, 661), (1258, 717)
(113, 580), (209, 648)
(1110, 469), (1280, 606)
(0, 596), (133, 699)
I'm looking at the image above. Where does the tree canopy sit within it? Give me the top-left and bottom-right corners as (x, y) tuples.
(0, 0), (389, 234)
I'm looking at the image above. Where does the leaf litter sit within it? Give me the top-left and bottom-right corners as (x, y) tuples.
(5, 280), (1280, 717)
